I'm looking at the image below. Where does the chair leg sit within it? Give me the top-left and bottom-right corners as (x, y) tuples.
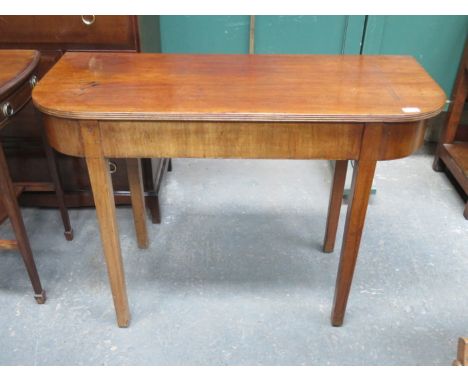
(464, 202), (468, 220)
(167, 158), (172, 172)
(323, 160), (348, 253)
(41, 129), (73, 241)
(0, 145), (45, 303)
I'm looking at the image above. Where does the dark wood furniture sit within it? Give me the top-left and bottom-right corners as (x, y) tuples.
(0, 50), (46, 303)
(433, 39), (468, 219)
(33, 52), (445, 327)
(0, 16), (167, 223)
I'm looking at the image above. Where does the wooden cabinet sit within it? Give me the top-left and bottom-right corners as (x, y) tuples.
(0, 16), (163, 222)
(433, 39), (468, 219)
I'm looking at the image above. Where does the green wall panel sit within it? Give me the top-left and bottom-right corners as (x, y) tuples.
(140, 16), (467, 97)
(159, 16), (250, 53)
(362, 16), (468, 97)
(255, 16), (365, 54)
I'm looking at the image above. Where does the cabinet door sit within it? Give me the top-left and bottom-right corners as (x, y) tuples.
(362, 16), (468, 97)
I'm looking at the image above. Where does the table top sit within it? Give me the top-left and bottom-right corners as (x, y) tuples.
(0, 50), (40, 99)
(33, 52), (446, 123)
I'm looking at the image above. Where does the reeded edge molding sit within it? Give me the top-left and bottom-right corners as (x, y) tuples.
(33, 103), (446, 124)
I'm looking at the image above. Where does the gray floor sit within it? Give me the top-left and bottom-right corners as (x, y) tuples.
(0, 144), (467, 365)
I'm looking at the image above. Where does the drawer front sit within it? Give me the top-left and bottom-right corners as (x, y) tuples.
(0, 16), (139, 51)
(0, 72), (37, 129)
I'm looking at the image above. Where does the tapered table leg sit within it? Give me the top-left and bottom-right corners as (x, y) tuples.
(0, 145), (45, 303)
(323, 160), (348, 253)
(41, 129), (73, 241)
(331, 123), (383, 326)
(82, 121), (130, 327)
(331, 159), (376, 326)
(126, 158), (149, 249)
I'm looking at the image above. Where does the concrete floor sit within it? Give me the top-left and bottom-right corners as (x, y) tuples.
(0, 143), (467, 365)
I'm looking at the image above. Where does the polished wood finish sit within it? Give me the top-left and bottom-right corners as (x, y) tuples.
(34, 53), (445, 123)
(0, 16), (139, 51)
(323, 160), (348, 253)
(33, 52), (445, 327)
(0, 50), (40, 98)
(126, 159), (149, 249)
(433, 39), (468, 219)
(0, 16), (165, 222)
(0, 50), (45, 303)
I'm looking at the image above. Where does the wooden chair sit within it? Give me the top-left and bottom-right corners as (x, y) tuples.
(433, 38), (468, 219)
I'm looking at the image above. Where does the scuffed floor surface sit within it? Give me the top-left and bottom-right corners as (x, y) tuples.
(0, 144), (467, 365)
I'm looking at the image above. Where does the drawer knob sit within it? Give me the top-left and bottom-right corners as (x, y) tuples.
(81, 15), (96, 26)
(109, 161), (117, 174)
(2, 103), (14, 118)
(29, 75), (38, 88)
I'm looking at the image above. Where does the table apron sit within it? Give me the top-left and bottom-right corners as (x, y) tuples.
(43, 116), (427, 161)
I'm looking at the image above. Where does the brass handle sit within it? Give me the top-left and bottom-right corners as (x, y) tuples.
(109, 161), (117, 174)
(81, 15), (96, 26)
(29, 75), (38, 88)
(2, 102), (13, 118)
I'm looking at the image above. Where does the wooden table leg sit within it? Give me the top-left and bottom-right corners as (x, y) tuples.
(331, 123), (382, 326)
(81, 121), (130, 327)
(323, 160), (348, 253)
(453, 337), (468, 366)
(126, 158), (149, 249)
(41, 129), (73, 241)
(0, 145), (45, 303)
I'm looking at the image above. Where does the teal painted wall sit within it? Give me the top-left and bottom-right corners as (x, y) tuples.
(254, 16), (365, 54)
(138, 15), (468, 98)
(159, 16), (250, 53)
(362, 16), (468, 96)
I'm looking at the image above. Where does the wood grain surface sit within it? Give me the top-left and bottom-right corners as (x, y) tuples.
(33, 52), (446, 123)
(0, 50), (39, 99)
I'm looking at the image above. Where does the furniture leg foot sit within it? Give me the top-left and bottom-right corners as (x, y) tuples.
(34, 290), (47, 304)
(464, 202), (468, 220)
(167, 158), (173, 172)
(64, 229), (74, 241)
(432, 156), (444, 172)
(323, 160), (348, 253)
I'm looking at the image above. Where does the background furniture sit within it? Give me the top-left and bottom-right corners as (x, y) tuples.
(0, 50), (45, 303)
(433, 39), (468, 219)
(0, 16), (168, 223)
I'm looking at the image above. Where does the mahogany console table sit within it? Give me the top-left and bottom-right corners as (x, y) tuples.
(33, 52), (445, 327)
